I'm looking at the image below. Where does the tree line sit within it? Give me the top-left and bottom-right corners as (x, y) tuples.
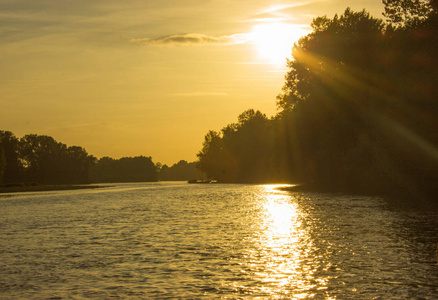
(197, 0), (438, 198)
(0, 132), (95, 184)
(0, 131), (197, 185)
(159, 160), (199, 181)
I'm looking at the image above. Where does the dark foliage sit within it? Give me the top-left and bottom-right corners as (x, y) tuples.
(197, 4), (438, 199)
(197, 109), (280, 183)
(90, 156), (158, 183)
(0, 132), (159, 185)
(0, 131), (21, 184)
(18, 134), (96, 184)
(159, 160), (199, 181)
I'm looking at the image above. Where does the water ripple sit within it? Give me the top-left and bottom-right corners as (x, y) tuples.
(0, 182), (437, 298)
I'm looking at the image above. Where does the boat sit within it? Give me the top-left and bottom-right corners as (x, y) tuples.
(187, 179), (217, 184)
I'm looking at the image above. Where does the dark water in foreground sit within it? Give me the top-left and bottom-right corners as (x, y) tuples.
(1, 182), (437, 299)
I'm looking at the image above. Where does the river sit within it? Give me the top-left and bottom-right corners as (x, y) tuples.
(1, 182), (437, 299)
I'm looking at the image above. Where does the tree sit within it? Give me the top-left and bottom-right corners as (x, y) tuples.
(89, 157), (116, 183)
(159, 160), (199, 181)
(19, 134), (96, 184)
(0, 147), (5, 184)
(275, 9), (389, 186)
(19, 134), (65, 183)
(197, 130), (225, 180)
(63, 146), (96, 183)
(0, 131), (22, 184)
(274, 6), (438, 196)
(383, 0), (437, 27)
(196, 110), (278, 183)
(225, 110), (274, 182)
(90, 156), (158, 183)
(278, 8), (385, 111)
(118, 156), (158, 182)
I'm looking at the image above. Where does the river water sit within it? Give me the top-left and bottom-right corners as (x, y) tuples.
(1, 182), (437, 299)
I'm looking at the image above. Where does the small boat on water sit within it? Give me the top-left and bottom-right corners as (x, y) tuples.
(187, 179), (217, 184)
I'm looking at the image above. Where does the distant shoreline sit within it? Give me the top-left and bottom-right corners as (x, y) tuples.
(0, 184), (105, 194)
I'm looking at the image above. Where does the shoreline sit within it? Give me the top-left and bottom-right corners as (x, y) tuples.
(0, 184), (106, 194)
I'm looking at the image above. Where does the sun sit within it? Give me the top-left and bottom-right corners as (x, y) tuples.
(249, 23), (308, 66)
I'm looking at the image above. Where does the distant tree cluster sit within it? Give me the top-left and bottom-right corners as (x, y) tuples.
(159, 160), (199, 181)
(0, 131), (160, 185)
(0, 131), (97, 184)
(90, 156), (158, 183)
(197, 1), (438, 198)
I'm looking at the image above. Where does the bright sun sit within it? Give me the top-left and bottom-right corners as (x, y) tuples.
(249, 23), (308, 66)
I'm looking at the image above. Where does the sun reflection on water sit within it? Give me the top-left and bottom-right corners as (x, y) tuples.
(264, 193), (299, 237)
(247, 184), (328, 298)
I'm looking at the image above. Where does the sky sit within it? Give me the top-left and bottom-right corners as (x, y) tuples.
(0, 0), (384, 165)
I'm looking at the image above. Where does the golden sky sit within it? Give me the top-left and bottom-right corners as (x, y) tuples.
(0, 0), (383, 165)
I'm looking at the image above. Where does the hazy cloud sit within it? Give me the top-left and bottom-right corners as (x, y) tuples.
(245, 1), (319, 24)
(131, 33), (248, 47)
(258, 2), (317, 15)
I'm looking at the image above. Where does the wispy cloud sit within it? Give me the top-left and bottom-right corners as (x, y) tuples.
(259, 2), (314, 15)
(235, 1), (320, 26)
(247, 1), (319, 23)
(131, 33), (248, 47)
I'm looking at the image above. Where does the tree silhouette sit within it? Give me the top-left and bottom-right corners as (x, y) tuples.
(0, 131), (161, 186)
(197, 130), (225, 180)
(159, 160), (199, 181)
(0, 147), (5, 184)
(277, 6), (438, 195)
(0, 131), (21, 184)
(90, 156), (158, 183)
(196, 5), (438, 199)
(383, 0), (436, 27)
(19, 134), (96, 184)
(196, 110), (277, 183)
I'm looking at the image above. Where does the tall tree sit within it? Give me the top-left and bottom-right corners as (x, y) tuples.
(277, 9), (388, 188)
(63, 146), (96, 183)
(275, 6), (438, 195)
(223, 110), (274, 182)
(0, 131), (22, 184)
(19, 134), (65, 183)
(197, 130), (225, 180)
(197, 110), (277, 183)
(0, 147), (5, 184)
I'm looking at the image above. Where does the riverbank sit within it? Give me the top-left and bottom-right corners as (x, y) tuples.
(0, 184), (105, 194)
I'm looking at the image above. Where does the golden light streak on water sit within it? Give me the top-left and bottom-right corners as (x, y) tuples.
(243, 185), (330, 297)
(1, 183), (437, 298)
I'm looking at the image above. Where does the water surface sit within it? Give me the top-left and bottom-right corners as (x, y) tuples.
(1, 182), (437, 298)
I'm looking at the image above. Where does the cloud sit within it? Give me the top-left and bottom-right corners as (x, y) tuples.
(131, 33), (248, 47)
(245, 1), (319, 23)
(258, 2), (316, 15)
